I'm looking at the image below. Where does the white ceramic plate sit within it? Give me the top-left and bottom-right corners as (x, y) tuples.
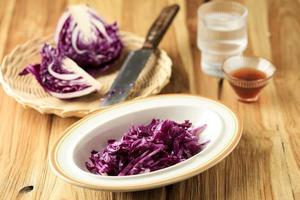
(49, 94), (242, 191)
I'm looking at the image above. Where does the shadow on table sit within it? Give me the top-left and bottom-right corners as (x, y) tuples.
(107, 134), (273, 200)
(164, 133), (274, 200)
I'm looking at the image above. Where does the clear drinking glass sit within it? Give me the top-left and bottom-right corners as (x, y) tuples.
(197, 1), (248, 77)
(222, 56), (276, 102)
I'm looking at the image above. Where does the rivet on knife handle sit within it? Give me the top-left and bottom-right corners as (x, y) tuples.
(143, 4), (180, 49)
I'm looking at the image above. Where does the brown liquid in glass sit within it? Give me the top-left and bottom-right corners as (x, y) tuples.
(229, 67), (267, 100)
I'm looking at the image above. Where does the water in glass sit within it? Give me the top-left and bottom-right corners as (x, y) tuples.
(197, 2), (248, 77)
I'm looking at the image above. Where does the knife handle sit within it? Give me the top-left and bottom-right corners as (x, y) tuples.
(143, 4), (180, 49)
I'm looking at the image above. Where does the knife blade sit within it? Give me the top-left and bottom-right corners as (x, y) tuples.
(101, 4), (180, 106)
(101, 49), (153, 106)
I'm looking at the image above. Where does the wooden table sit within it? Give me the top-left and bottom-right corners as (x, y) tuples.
(0, 0), (299, 199)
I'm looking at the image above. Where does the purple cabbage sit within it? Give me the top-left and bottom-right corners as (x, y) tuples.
(55, 4), (123, 68)
(20, 44), (98, 99)
(86, 119), (208, 176)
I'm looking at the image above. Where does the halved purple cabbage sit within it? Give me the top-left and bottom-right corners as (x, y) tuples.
(55, 4), (123, 68)
(86, 119), (208, 176)
(20, 44), (100, 99)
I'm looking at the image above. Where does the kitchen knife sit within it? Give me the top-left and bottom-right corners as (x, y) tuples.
(101, 4), (179, 106)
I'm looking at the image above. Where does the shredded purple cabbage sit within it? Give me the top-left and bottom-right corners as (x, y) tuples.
(86, 119), (208, 176)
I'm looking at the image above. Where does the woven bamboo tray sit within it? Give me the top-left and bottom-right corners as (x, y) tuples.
(0, 32), (172, 118)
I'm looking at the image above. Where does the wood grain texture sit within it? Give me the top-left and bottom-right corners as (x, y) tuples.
(0, 0), (299, 199)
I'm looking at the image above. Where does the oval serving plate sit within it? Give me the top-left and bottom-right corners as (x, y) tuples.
(49, 94), (242, 192)
(0, 31), (171, 118)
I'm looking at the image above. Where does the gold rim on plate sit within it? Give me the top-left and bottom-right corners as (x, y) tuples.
(49, 94), (243, 192)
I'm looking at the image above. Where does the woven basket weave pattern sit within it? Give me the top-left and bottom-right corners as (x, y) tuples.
(0, 32), (172, 117)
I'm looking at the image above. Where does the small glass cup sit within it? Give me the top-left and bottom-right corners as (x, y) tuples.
(197, 1), (248, 77)
(222, 56), (276, 102)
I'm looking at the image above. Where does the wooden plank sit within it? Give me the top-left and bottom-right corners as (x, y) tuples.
(166, 0), (197, 94)
(0, 0), (69, 199)
(0, 0), (15, 60)
(220, 0), (297, 199)
(267, 0), (300, 198)
(0, 0), (58, 198)
(114, 189), (166, 200)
